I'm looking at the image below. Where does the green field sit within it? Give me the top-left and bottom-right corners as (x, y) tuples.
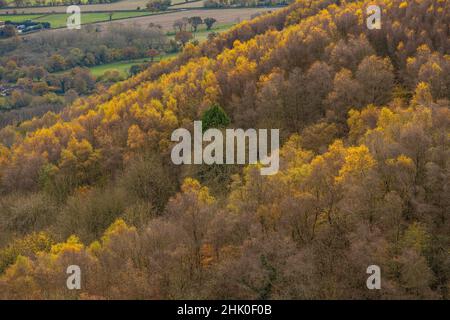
(0, 11), (154, 28)
(167, 23), (235, 42)
(89, 58), (151, 77)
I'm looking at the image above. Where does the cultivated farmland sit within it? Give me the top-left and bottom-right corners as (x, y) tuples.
(0, 11), (156, 28)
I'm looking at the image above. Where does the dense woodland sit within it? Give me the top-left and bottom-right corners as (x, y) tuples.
(0, 0), (449, 299)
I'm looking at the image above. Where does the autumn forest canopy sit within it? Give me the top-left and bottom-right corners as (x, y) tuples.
(0, 0), (449, 299)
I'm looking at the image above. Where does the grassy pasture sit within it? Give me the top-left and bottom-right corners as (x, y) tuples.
(0, 14), (44, 22)
(85, 53), (177, 77)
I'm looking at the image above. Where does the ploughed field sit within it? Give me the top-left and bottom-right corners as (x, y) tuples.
(15, 7), (279, 35)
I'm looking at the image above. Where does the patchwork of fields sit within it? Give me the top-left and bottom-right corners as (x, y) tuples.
(0, 3), (282, 83)
(0, 0), (200, 14)
(88, 53), (177, 77)
(0, 11), (156, 28)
